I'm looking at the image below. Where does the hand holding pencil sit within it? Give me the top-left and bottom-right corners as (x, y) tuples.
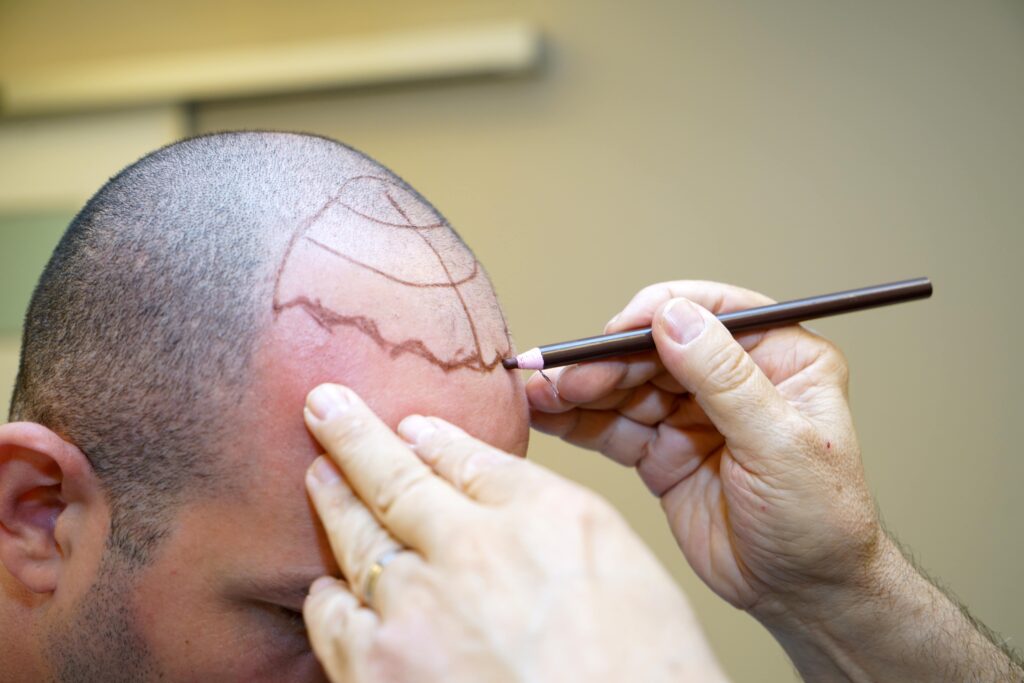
(526, 277), (1024, 681)
(505, 277), (931, 370)
(526, 279), (886, 644)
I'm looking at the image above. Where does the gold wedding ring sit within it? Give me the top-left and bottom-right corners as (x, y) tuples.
(363, 548), (400, 609)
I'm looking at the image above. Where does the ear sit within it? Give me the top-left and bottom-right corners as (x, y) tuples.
(0, 422), (101, 593)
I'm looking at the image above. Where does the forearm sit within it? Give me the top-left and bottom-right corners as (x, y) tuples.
(757, 535), (1024, 682)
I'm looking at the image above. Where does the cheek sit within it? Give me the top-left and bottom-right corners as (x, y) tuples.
(127, 505), (331, 681)
(133, 587), (318, 681)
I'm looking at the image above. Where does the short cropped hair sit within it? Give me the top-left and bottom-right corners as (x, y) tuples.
(8, 131), (439, 564)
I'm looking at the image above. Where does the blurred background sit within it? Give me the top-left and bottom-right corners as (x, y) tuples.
(1, 1), (1022, 680)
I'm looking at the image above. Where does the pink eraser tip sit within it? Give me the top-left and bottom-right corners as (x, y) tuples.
(515, 347), (545, 371)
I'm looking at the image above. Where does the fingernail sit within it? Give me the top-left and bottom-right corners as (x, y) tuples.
(307, 385), (351, 421)
(605, 313), (621, 331)
(398, 414), (437, 445)
(661, 299), (706, 346)
(310, 457), (341, 485)
(308, 576), (334, 596)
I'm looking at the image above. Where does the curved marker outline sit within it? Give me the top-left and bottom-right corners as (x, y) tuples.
(272, 175), (513, 372)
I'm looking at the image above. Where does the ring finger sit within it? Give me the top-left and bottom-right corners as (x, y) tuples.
(306, 455), (423, 615)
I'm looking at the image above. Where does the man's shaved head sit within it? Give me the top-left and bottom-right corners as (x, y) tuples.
(9, 131), (512, 566)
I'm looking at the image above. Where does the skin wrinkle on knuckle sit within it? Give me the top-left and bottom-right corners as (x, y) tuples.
(318, 485), (358, 533)
(599, 422), (637, 464)
(636, 428), (661, 471)
(625, 283), (666, 319)
(343, 522), (393, 582)
(623, 356), (664, 388)
(579, 412), (618, 453)
(824, 346), (851, 388)
(454, 447), (493, 489)
(652, 371), (685, 394)
(696, 341), (758, 400)
(320, 501), (352, 543)
(619, 385), (676, 426)
(373, 465), (435, 519)
(415, 426), (453, 462)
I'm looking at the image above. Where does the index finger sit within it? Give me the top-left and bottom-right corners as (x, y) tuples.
(525, 352), (682, 413)
(304, 384), (474, 552)
(526, 282), (773, 415)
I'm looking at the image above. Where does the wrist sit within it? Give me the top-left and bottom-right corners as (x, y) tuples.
(749, 532), (1021, 683)
(749, 522), (896, 627)
(748, 531), (912, 681)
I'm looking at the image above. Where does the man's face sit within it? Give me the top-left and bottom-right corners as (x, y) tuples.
(51, 177), (529, 681)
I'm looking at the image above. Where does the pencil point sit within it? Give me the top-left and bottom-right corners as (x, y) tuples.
(501, 357), (519, 369)
(515, 347), (546, 371)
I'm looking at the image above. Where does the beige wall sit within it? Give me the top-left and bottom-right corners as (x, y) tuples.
(3, 2), (1023, 681)
(0, 339), (18, 417)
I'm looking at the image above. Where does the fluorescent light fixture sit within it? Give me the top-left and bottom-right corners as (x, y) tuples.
(2, 22), (541, 115)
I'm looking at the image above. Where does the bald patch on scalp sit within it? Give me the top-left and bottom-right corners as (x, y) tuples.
(273, 173), (513, 372)
(9, 131), (517, 569)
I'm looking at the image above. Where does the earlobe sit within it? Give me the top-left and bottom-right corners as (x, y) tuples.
(0, 422), (97, 594)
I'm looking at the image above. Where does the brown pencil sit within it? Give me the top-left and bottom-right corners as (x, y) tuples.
(503, 277), (933, 371)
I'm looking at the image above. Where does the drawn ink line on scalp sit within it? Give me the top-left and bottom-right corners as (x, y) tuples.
(273, 186), (348, 307)
(303, 235), (481, 288)
(277, 296), (508, 372)
(272, 174), (513, 373)
(385, 190), (487, 365)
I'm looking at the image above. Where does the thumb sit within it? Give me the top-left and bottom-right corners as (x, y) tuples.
(652, 298), (802, 465)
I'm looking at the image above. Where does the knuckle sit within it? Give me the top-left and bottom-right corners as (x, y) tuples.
(637, 282), (672, 305)
(803, 334), (850, 384)
(823, 342), (851, 385)
(373, 465), (433, 517)
(451, 446), (488, 486)
(315, 591), (356, 638)
(461, 453), (520, 498)
(343, 524), (389, 575)
(424, 427), (466, 459)
(319, 485), (357, 529)
(559, 409), (585, 441)
(625, 282), (677, 319)
(701, 343), (757, 397)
